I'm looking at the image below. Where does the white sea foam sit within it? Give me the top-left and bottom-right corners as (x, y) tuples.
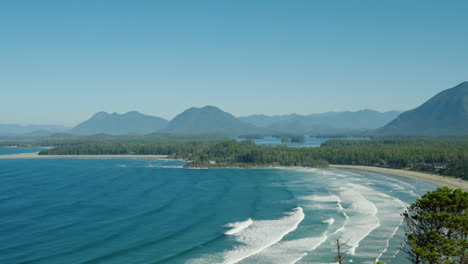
(189, 208), (306, 264)
(338, 202), (344, 211)
(300, 194), (344, 211)
(249, 235), (328, 264)
(220, 207), (305, 264)
(189, 167), (420, 263)
(290, 252), (308, 264)
(301, 194), (341, 202)
(224, 218), (253, 235)
(335, 185), (381, 255)
(375, 218), (403, 262)
(333, 182), (409, 259)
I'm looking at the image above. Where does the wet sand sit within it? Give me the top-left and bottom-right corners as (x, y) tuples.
(330, 164), (468, 191)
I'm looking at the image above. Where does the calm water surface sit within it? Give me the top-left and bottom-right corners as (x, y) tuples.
(0, 147), (46, 155)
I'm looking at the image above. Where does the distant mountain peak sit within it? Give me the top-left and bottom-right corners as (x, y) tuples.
(70, 111), (168, 135)
(200, 105), (220, 110)
(162, 106), (263, 136)
(91, 111), (110, 119)
(185, 105), (224, 112)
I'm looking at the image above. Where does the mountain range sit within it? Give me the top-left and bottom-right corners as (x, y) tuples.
(0, 124), (69, 137)
(2, 82), (467, 137)
(239, 110), (401, 135)
(65, 107), (398, 136)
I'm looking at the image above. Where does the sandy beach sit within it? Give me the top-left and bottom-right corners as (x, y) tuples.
(330, 164), (468, 191)
(0, 152), (170, 159)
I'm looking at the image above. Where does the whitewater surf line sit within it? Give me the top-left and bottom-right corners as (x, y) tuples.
(222, 207), (305, 264)
(224, 218), (253, 235)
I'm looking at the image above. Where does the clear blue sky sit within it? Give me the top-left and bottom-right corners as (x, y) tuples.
(1, 0), (467, 126)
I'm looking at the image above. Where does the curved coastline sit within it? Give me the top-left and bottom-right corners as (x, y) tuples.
(1, 153), (457, 262)
(2, 153), (466, 191)
(330, 164), (468, 191)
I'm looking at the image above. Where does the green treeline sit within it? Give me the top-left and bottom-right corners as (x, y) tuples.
(38, 137), (468, 179)
(40, 140), (329, 167)
(319, 138), (468, 179)
(0, 133), (226, 147)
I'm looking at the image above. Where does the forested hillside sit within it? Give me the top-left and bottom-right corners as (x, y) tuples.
(379, 82), (468, 136)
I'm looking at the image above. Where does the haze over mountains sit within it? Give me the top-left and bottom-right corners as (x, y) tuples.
(64, 107), (400, 136)
(0, 124), (69, 137)
(239, 110), (401, 134)
(69, 111), (168, 135)
(1, 82), (467, 137)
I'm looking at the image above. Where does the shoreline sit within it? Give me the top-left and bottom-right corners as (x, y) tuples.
(1, 153), (466, 191)
(329, 164), (468, 191)
(0, 152), (171, 159)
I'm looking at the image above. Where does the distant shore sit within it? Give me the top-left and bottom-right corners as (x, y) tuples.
(1, 153), (466, 191)
(330, 164), (468, 191)
(0, 153), (170, 159)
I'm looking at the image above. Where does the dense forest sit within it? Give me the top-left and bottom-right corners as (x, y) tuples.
(36, 136), (468, 180)
(0, 133), (226, 147)
(318, 138), (468, 179)
(39, 139), (329, 167)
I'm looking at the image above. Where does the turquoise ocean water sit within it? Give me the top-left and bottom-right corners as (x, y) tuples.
(0, 147), (46, 155)
(0, 157), (435, 264)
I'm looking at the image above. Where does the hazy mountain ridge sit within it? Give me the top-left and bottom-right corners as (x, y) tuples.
(240, 110), (401, 134)
(69, 111), (168, 135)
(0, 124), (69, 137)
(378, 82), (468, 136)
(5, 81), (467, 138)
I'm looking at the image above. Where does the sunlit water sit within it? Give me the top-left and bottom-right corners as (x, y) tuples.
(0, 158), (435, 264)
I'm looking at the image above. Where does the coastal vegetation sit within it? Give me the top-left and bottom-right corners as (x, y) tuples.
(319, 138), (468, 179)
(39, 139), (329, 167)
(0, 133), (227, 147)
(33, 136), (468, 179)
(402, 187), (468, 263)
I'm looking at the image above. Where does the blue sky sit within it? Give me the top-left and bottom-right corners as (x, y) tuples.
(1, 0), (467, 125)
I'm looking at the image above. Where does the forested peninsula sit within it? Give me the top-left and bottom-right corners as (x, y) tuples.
(13, 134), (465, 180)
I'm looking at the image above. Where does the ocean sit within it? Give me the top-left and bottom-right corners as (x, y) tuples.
(0, 157), (435, 264)
(0, 147), (46, 156)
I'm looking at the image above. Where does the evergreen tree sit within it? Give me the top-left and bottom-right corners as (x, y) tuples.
(402, 187), (468, 264)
